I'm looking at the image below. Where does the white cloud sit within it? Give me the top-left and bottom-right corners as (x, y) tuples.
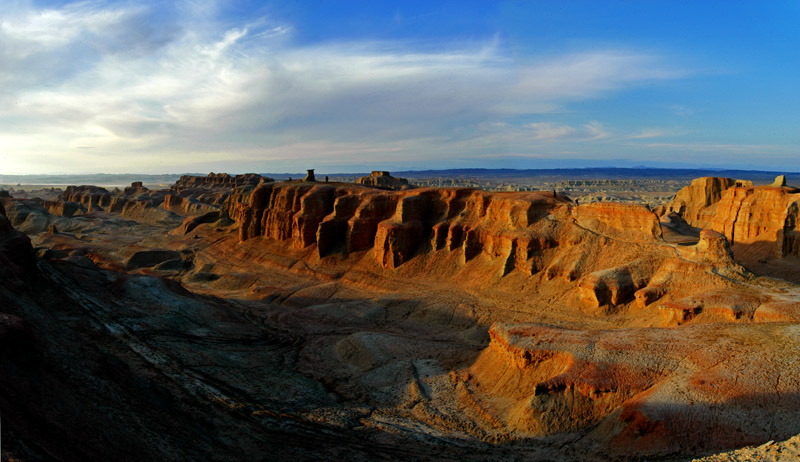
(0, 1), (691, 173)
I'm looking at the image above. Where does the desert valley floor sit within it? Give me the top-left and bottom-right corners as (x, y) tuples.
(2, 172), (800, 461)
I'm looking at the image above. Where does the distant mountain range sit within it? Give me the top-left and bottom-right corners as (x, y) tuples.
(1, 167), (798, 187)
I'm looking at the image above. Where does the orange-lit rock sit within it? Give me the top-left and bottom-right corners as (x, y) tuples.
(662, 176), (734, 226)
(573, 202), (662, 241)
(710, 185), (800, 254)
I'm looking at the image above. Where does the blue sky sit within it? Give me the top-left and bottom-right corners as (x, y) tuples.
(1, 0), (799, 174)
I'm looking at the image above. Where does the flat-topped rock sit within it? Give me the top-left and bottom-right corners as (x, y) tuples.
(356, 171), (413, 190)
(171, 173), (272, 191)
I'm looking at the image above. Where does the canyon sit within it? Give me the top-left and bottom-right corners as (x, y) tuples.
(1, 173), (800, 461)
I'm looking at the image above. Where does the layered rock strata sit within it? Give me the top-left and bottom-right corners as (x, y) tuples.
(662, 176), (800, 259)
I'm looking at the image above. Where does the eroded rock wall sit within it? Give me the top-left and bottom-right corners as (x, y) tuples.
(663, 176), (734, 227)
(664, 177), (800, 258)
(236, 184), (596, 270)
(171, 173), (270, 191)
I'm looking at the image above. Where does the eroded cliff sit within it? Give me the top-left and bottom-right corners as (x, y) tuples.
(661, 176), (800, 279)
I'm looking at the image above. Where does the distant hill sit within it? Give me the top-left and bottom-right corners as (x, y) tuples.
(389, 168), (800, 183)
(2, 167), (798, 187)
(0, 173), (187, 187)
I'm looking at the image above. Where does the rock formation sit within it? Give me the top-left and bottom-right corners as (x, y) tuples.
(356, 171), (413, 190)
(123, 181), (149, 195)
(61, 185), (112, 209)
(170, 172), (269, 191)
(462, 321), (800, 457)
(237, 183), (587, 271)
(662, 175), (800, 264)
(233, 181), (775, 321)
(0, 202), (36, 281)
(661, 176), (734, 226)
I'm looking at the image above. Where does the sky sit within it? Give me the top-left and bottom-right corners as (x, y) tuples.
(1, 0), (800, 174)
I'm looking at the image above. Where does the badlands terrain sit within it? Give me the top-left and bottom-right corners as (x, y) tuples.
(1, 171), (800, 461)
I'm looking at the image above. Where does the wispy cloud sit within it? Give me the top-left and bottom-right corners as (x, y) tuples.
(515, 52), (686, 100)
(526, 123), (576, 140)
(526, 121), (610, 140)
(626, 128), (668, 139)
(638, 142), (784, 153)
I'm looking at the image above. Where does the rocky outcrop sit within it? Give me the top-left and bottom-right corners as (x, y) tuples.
(170, 173), (269, 191)
(459, 322), (800, 457)
(235, 183), (767, 320)
(356, 171), (413, 190)
(43, 200), (82, 218)
(689, 229), (735, 263)
(123, 181), (150, 195)
(0, 312), (32, 353)
(237, 183), (579, 270)
(0, 202), (36, 282)
(59, 180), (237, 222)
(578, 260), (655, 308)
(573, 202), (662, 241)
(162, 193), (218, 215)
(710, 185), (800, 253)
(61, 185), (112, 209)
(462, 324), (666, 436)
(663, 176), (800, 261)
(164, 174), (271, 217)
(177, 211), (221, 235)
(61, 185), (166, 214)
(662, 176), (734, 227)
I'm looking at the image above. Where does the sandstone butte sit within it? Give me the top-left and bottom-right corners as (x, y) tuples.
(659, 175), (800, 282)
(1, 173), (800, 461)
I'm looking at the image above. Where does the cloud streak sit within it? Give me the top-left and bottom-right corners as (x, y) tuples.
(526, 121), (610, 140)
